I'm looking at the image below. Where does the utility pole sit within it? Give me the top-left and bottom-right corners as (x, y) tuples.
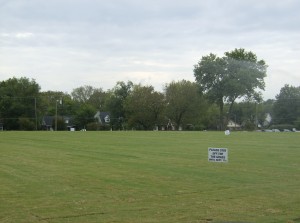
(55, 100), (58, 131)
(35, 97), (37, 130)
(255, 102), (258, 130)
(55, 98), (62, 131)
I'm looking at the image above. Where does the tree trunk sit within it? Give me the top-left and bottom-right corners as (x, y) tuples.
(219, 99), (224, 130)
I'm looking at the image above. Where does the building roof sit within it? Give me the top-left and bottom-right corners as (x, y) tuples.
(94, 111), (110, 124)
(42, 116), (75, 127)
(227, 120), (241, 128)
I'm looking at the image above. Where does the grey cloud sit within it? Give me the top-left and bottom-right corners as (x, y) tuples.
(1, 0), (300, 98)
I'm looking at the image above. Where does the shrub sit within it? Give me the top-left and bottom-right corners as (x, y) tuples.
(244, 121), (255, 131)
(86, 122), (111, 131)
(19, 118), (35, 130)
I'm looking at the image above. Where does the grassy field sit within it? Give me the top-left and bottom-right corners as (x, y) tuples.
(0, 131), (299, 223)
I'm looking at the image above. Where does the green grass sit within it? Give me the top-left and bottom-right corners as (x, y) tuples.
(0, 131), (299, 223)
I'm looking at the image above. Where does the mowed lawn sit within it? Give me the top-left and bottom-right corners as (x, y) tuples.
(0, 131), (299, 223)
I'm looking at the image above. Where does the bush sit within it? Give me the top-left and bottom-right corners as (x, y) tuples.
(294, 118), (300, 130)
(86, 122), (111, 131)
(244, 121), (255, 131)
(193, 124), (206, 131)
(184, 124), (206, 131)
(19, 118), (35, 130)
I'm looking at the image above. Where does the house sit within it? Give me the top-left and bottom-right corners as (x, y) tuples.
(41, 116), (76, 131)
(64, 116), (76, 131)
(263, 113), (272, 127)
(94, 111), (110, 125)
(42, 116), (54, 130)
(227, 120), (241, 130)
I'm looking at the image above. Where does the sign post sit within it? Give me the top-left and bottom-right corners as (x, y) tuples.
(208, 148), (228, 162)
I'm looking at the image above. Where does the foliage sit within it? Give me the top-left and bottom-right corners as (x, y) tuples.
(224, 49), (266, 103)
(86, 122), (111, 131)
(18, 117), (35, 130)
(71, 85), (97, 103)
(52, 116), (66, 131)
(39, 91), (74, 116)
(244, 120), (256, 131)
(73, 104), (96, 129)
(164, 80), (206, 130)
(0, 77), (40, 130)
(228, 102), (256, 128)
(105, 81), (133, 129)
(294, 117), (300, 129)
(71, 85), (107, 110)
(194, 48), (267, 129)
(125, 84), (165, 130)
(273, 84), (300, 126)
(1, 75), (298, 132)
(89, 89), (108, 110)
(200, 104), (220, 130)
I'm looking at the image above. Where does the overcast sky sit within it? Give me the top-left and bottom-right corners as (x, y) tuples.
(1, 0), (300, 99)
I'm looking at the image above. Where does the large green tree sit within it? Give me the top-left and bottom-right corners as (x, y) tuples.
(73, 104), (96, 130)
(194, 48), (267, 130)
(0, 77), (40, 130)
(164, 80), (206, 130)
(124, 84), (165, 130)
(273, 84), (300, 127)
(105, 81), (133, 129)
(39, 91), (74, 116)
(71, 85), (107, 110)
(71, 85), (96, 103)
(71, 85), (107, 129)
(228, 101), (268, 130)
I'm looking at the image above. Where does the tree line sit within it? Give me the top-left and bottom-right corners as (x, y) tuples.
(1, 48), (299, 131)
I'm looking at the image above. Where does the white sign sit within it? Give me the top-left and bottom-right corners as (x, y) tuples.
(208, 148), (228, 162)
